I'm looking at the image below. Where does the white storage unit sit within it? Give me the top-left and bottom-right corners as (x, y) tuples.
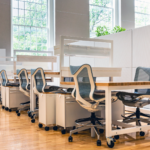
(38, 93), (56, 131)
(5, 87), (29, 111)
(1, 86), (6, 108)
(55, 93), (91, 134)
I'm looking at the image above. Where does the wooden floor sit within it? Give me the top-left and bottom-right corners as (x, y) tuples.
(1, 108), (150, 150)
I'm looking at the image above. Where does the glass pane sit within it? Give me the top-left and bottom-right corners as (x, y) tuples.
(36, 4), (41, 11)
(13, 17), (18, 24)
(19, 9), (24, 17)
(13, 1), (18, 8)
(31, 3), (36, 10)
(13, 26), (19, 34)
(25, 2), (31, 10)
(19, 17), (24, 25)
(19, 1), (24, 9)
(31, 11), (36, 19)
(25, 10), (30, 18)
(89, 0), (113, 7)
(13, 9), (18, 17)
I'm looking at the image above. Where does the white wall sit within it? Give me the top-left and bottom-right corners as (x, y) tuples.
(55, 0), (89, 45)
(0, 0), (11, 56)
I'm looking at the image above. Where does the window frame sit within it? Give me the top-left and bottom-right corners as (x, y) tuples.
(11, 0), (51, 56)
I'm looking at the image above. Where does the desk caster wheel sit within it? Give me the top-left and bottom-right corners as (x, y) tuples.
(45, 126), (49, 131)
(31, 119), (35, 123)
(5, 107), (8, 111)
(16, 110), (19, 113)
(68, 136), (73, 142)
(97, 140), (101, 146)
(38, 123), (43, 128)
(61, 129), (66, 134)
(114, 135), (119, 140)
(140, 131), (145, 137)
(107, 137), (115, 148)
(31, 114), (35, 119)
(17, 113), (20, 116)
(2, 106), (5, 109)
(9, 109), (12, 112)
(53, 126), (58, 131)
(99, 129), (104, 134)
(28, 112), (31, 117)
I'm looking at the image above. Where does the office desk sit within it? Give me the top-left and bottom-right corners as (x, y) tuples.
(60, 81), (150, 139)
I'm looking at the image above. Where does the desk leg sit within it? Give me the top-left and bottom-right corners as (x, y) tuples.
(30, 76), (36, 111)
(105, 87), (112, 138)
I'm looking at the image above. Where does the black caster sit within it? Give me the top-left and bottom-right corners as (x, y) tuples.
(16, 110), (19, 113)
(17, 113), (20, 116)
(38, 123), (43, 128)
(53, 126), (58, 131)
(114, 135), (119, 140)
(5, 107), (8, 111)
(9, 109), (12, 112)
(97, 140), (101, 146)
(117, 126), (121, 129)
(2, 106), (5, 109)
(68, 136), (73, 142)
(107, 141), (115, 148)
(61, 129), (66, 134)
(148, 123), (150, 125)
(31, 115), (34, 119)
(31, 119), (35, 123)
(140, 131), (145, 137)
(99, 129), (104, 134)
(45, 126), (49, 131)
(28, 112), (31, 117)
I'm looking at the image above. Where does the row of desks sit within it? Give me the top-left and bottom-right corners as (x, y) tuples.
(12, 67), (150, 138)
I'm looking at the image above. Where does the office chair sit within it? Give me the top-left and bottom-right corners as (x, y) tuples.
(31, 67), (60, 124)
(68, 64), (118, 147)
(0, 70), (19, 110)
(16, 69), (30, 116)
(116, 67), (150, 137)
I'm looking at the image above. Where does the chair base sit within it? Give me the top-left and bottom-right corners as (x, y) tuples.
(122, 107), (150, 125)
(70, 113), (104, 141)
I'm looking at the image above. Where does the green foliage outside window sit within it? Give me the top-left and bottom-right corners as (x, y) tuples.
(95, 26), (126, 37)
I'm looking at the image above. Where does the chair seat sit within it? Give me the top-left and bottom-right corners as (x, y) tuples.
(44, 86), (60, 92)
(116, 92), (150, 107)
(6, 83), (19, 87)
(20, 101), (30, 105)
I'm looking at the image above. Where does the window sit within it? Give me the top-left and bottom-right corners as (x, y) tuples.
(12, 0), (48, 56)
(135, 0), (150, 28)
(89, 0), (114, 37)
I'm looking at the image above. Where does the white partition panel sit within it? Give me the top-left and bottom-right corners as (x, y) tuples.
(133, 25), (150, 68)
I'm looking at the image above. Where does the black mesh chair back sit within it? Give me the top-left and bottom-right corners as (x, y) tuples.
(17, 69), (29, 90)
(134, 67), (150, 94)
(31, 68), (45, 93)
(0, 70), (8, 86)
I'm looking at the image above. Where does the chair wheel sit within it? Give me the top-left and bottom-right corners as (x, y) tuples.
(107, 141), (115, 148)
(9, 109), (12, 112)
(38, 123), (43, 128)
(31, 114), (35, 119)
(68, 136), (73, 142)
(16, 110), (19, 113)
(31, 119), (35, 123)
(45, 126), (49, 131)
(114, 135), (119, 140)
(53, 126), (58, 131)
(2, 106), (5, 109)
(148, 123), (150, 125)
(99, 129), (104, 134)
(117, 127), (121, 129)
(97, 140), (101, 146)
(61, 129), (66, 134)
(5, 107), (8, 111)
(17, 113), (20, 116)
(140, 131), (145, 136)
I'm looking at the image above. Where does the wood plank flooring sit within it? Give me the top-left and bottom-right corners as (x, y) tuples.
(1, 108), (150, 150)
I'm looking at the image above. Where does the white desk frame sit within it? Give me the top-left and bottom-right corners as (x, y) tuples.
(98, 84), (150, 138)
